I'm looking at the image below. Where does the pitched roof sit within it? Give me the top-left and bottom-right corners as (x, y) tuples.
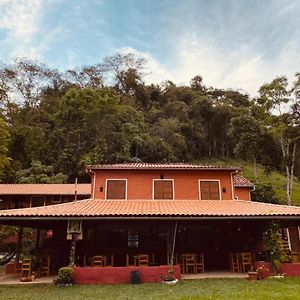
(86, 163), (239, 171)
(0, 184), (91, 195)
(233, 175), (254, 187)
(1, 199), (300, 220)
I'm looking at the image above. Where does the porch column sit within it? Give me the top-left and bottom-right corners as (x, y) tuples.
(35, 228), (41, 253)
(15, 226), (23, 272)
(69, 234), (77, 267)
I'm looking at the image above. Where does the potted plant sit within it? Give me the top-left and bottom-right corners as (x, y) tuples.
(263, 222), (290, 272)
(53, 266), (74, 287)
(160, 267), (178, 285)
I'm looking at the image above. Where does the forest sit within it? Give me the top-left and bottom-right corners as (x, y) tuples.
(0, 52), (300, 205)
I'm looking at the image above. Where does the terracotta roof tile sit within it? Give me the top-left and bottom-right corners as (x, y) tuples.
(0, 184), (91, 195)
(86, 163), (239, 171)
(233, 176), (254, 187)
(1, 199), (300, 219)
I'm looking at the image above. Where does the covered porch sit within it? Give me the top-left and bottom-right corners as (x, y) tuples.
(1, 199), (300, 283)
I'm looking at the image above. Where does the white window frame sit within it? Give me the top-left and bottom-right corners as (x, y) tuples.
(30, 196), (46, 207)
(105, 179), (128, 200)
(198, 179), (221, 200)
(152, 179), (175, 200)
(52, 195), (62, 203)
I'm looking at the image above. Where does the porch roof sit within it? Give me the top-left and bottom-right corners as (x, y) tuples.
(0, 184), (91, 195)
(0, 199), (300, 220)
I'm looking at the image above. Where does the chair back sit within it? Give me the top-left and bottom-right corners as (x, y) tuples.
(40, 255), (51, 277)
(241, 252), (252, 264)
(92, 255), (104, 267)
(138, 254), (149, 266)
(21, 258), (31, 278)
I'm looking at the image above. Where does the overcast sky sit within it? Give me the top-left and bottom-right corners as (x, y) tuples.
(0, 0), (299, 95)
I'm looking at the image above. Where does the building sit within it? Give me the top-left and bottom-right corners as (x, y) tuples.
(0, 184), (91, 209)
(1, 163), (300, 282)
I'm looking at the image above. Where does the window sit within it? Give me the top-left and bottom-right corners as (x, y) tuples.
(30, 196), (46, 207)
(128, 230), (139, 248)
(199, 180), (220, 200)
(52, 195), (61, 203)
(106, 179), (127, 199)
(0, 198), (5, 210)
(153, 179), (174, 200)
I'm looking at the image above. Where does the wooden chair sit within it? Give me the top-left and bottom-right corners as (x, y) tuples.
(241, 252), (252, 272)
(20, 258), (31, 278)
(92, 255), (104, 267)
(184, 254), (197, 274)
(126, 254), (131, 266)
(39, 255), (51, 277)
(229, 252), (240, 273)
(137, 254), (149, 266)
(291, 251), (299, 263)
(106, 254), (114, 267)
(196, 252), (205, 273)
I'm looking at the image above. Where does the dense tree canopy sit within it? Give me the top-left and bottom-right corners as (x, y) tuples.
(0, 53), (299, 204)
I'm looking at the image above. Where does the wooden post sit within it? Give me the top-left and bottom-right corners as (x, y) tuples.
(170, 222), (178, 267)
(69, 234), (77, 267)
(35, 228), (41, 253)
(166, 228), (170, 265)
(75, 178), (78, 201)
(15, 226), (23, 272)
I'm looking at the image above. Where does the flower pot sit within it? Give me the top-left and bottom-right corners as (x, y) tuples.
(162, 279), (178, 285)
(20, 276), (33, 282)
(248, 272), (258, 280)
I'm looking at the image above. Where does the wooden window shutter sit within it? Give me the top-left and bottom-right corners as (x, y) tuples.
(200, 181), (220, 200)
(106, 180), (126, 199)
(154, 180), (173, 199)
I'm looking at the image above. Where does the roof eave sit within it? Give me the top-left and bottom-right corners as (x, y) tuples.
(1, 215), (300, 221)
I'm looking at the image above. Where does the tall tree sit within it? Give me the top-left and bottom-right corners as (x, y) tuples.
(0, 116), (10, 179)
(258, 76), (299, 205)
(229, 115), (263, 182)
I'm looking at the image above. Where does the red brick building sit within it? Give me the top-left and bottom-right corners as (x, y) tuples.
(1, 163), (300, 282)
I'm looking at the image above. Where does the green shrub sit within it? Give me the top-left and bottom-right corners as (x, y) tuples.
(54, 266), (74, 286)
(263, 222), (290, 271)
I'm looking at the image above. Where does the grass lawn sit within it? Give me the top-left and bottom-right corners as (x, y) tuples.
(1, 278), (300, 300)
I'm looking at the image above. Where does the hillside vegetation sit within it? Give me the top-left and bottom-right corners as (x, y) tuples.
(201, 158), (300, 206)
(0, 53), (299, 207)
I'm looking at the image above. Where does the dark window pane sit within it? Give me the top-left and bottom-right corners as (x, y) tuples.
(31, 196), (45, 207)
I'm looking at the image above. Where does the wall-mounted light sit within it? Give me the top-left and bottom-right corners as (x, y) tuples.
(100, 186), (103, 192)
(160, 174), (164, 179)
(222, 188), (226, 193)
